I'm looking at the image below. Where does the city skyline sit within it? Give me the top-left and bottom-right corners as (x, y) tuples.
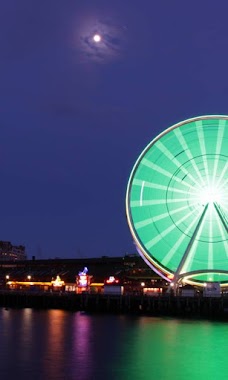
(1, 1), (228, 258)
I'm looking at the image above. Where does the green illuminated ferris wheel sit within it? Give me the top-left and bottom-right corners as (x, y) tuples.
(126, 116), (228, 286)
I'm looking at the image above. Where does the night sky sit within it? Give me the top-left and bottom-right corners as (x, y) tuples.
(1, 1), (228, 259)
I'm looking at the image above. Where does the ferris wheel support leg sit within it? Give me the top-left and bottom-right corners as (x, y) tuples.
(167, 280), (180, 296)
(214, 202), (228, 234)
(173, 204), (209, 286)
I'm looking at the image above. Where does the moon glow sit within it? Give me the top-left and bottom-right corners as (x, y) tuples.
(93, 34), (101, 43)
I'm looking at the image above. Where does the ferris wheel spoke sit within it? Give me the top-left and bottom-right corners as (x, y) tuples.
(214, 210), (228, 258)
(219, 178), (228, 197)
(182, 204), (227, 273)
(156, 140), (202, 189)
(175, 204), (209, 277)
(214, 202), (228, 234)
(135, 202), (199, 229)
(174, 127), (206, 187)
(215, 161), (228, 189)
(221, 203), (228, 215)
(207, 206), (214, 270)
(196, 121), (210, 185)
(145, 207), (197, 250)
(139, 181), (145, 206)
(133, 178), (203, 208)
(133, 178), (199, 196)
(161, 210), (203, 267)
(212, 122), (225, 185)
(141, 158), (197, 191)
(131, 197), (200, 207)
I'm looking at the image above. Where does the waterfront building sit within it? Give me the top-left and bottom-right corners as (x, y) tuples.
(0, 241), (26, 261)
(1, 254), (167, 294)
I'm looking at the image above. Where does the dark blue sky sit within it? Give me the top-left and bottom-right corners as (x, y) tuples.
(1, 1), (228, 259)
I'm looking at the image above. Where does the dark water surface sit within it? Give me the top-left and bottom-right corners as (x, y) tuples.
(0, 308), (228, 380)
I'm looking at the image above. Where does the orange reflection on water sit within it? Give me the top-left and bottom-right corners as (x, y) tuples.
(43, 309), (67, 379)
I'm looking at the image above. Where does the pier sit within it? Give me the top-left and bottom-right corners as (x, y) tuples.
(1, 291), (228, 320)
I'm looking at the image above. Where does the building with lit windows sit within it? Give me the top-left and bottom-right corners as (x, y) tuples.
(0, 241), (26, 261)
(0, 254), (166, 293)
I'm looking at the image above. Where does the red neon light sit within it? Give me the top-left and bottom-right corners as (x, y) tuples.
(105, 276), (119, 284)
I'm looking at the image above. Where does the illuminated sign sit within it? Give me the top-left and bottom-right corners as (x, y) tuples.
(105, 276), (120, 285)
(51, 275), (65, 287)
(77, 267), (89, 288)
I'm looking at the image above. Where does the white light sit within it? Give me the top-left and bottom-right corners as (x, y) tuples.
(93, 34), (101, 43)
(199, 186), (221, 205)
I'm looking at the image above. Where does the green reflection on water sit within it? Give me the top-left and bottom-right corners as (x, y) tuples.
(116, 317), (228, 380)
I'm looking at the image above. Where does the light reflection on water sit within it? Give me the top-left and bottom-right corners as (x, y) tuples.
(0, 309), (228, 380)
(73, 312), (93, 379)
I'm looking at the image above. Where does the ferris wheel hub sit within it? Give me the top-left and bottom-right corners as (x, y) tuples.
(198, 185), (222, 206)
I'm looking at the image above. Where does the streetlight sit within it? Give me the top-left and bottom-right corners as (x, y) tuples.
(5, 275), (10, 289)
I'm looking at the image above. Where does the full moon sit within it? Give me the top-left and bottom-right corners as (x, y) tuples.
(93, 34), (101, 43)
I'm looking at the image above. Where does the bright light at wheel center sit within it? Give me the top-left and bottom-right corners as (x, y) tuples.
(199, 186), (221, 205)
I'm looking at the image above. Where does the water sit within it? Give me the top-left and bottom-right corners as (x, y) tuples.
(0, 308), (228, 380)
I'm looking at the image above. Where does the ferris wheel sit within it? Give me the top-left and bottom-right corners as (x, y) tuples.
(126, 116), (228, 286)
